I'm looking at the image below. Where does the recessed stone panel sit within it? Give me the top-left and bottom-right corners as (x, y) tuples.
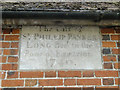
(20, 26), (102, 70)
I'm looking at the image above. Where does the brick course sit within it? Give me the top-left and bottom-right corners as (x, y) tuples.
(103, 78), (114, 85)
(45, 71), (56, 77)
(25, 79), (37, 86)
(77, 79), (101, 85)
(2, 80), (24, 87)
(58, 71), (81, 77)
(82, 71), (94, 77)
(39, 79), (63, 86)
(20, 71), (43, 78)
(7, 71), (18, 79)
(64, 79), (76, 86)
(2, 64), (18, 70)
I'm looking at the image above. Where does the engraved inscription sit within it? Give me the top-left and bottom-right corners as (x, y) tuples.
(20, 26), (102, 70)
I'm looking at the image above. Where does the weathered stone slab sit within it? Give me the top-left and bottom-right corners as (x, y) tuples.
(20, 26), (102, 70)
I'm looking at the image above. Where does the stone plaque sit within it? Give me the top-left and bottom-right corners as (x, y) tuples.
(20, 26), (102, 70)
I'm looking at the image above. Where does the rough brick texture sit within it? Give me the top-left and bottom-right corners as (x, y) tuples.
(77, 79), (101, 85)
(95, 71), (118, 77)
(2, 64), (18, 70)
(25, 79), (37, 86)
(45, 71), (56, 77)
(3, 49), (18, 55)
(20, 71), (43, 78)
(102, 42), (116, 47)
(83, 71), (94, 77)
(58, 71), (81, 77)
(7, 71), (18, 78)
(103, 56), (116, 62)
(104, 63), (113, 69)
(64, 79), (76, 86)
(103, 78), (114, 85)
(8, 56), (18, 62)
(39, 79), (63, 86)
(5, 35), (19, 41)
(2, 80), (24, 87)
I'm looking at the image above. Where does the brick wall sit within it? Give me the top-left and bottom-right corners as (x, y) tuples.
(0, 27), (120, 90)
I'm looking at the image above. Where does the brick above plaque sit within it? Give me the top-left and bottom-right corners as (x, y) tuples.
(19, 26), (102, 70)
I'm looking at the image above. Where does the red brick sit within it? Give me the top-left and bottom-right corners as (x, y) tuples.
(3, 49), (18, 55)
(22, 88), (42, 89)
(118, 63), (120, 69)
(8, 56), (18, 62)
(95, 71), (118, 77)
(2, 64), (18, 70)
(44, 88), (55, 90)
(102, 42), (116, 47)
(2, 42), (10, 48)
(115, 78), (120, 85)
(83, 71), (94, 77)
(103, 78), (114, 85)
(12, 29), (20, 34)
(0, 49), (2, 55)
(2, 72), (6, 79)
(114, 63), (119, 69)
(57, 87), (81, 90)
(101, 28), (115, 33)
(103, 56), (116, 62)
(115, 29), (120, 33)
(20, 71), (43, 78)
(96, 86), (118, 90)
(3, 29), (11, 34)
(7, 71), (18, 78)
(0, 28), (2, 34)
(2, 80), (24, 87)
(0, 72), (2, 79)
(0, 35), (4, 40)
(0, 56), (7, 63)
(111, 35), (120, 40)
(11, 42), (19, 48)
(77, 79), (101, 85)
(118, 55), (120, 61)
(58, 71), (81, 77)
(25, 79), (37, 86)
(117, 42), (120, 47)
(0, 42), (1, 48)
(0, 72), (5, 79)
(104, 63), (113, 69)
(5, 35), (19, 41)
(112, 49), (120, 54)
(45, 71), (56, 77)
(2, 56), (6, 63)
(0, 56), (1, 63)
(39, 79), (63, 86)
(64, 79), (76, 86)
(83, 87), (94, 90)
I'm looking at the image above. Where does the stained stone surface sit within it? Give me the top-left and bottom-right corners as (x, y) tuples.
(1, 2), (120, 11)
(20, 26), (102, 70)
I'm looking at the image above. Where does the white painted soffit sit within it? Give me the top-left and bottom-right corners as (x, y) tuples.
(0, 0), (120, 2)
